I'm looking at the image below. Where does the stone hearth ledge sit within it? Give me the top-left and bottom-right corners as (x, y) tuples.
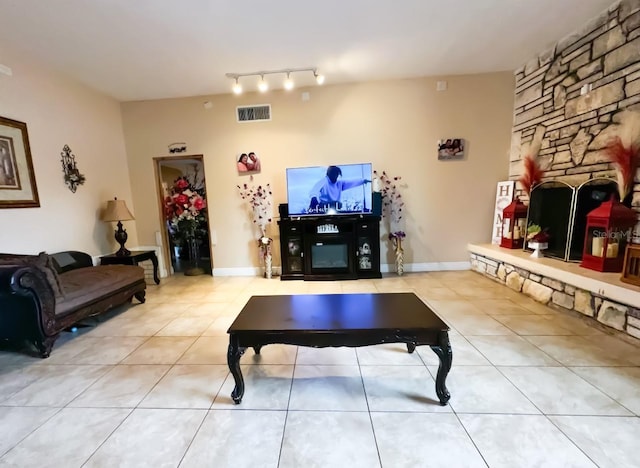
(468, 243), (640, 339)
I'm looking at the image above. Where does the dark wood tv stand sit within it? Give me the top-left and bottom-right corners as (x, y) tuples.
(278, 215), (381, 280)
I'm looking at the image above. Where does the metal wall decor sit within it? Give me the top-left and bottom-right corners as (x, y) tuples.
(61, 144), (85, 193)
(168, 142), (187, 153)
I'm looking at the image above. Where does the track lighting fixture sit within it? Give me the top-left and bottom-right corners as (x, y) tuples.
(225, 67), (325, 94)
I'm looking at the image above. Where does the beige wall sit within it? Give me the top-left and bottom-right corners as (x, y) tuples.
(121, 72), (515, 271)
(0, 46), (136, 256)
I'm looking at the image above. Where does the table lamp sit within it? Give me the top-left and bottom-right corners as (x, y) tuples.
(102, 197), (135, 256)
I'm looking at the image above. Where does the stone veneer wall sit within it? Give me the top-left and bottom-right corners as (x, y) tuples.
(509, 0), (640, 214)
(470, 252), (640, 339)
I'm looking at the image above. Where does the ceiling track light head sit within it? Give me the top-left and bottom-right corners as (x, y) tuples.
(232, 76), (242, 95)
(258, 74), (269, 93)
(283, 71), (294, 91)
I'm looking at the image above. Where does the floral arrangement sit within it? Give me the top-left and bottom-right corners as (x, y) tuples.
(603, 110), (640, 202)
(374, 170), (405, 239)
(164, 176), (207, 239)
(237, 177), (273, 237)
(518, 133), (545, 195)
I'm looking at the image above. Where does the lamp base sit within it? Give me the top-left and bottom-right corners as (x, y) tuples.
(114, 221), (131, 257)
(115, 247), (131, 257)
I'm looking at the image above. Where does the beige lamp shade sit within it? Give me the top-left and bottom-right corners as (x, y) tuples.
(102, 198), (134, 222)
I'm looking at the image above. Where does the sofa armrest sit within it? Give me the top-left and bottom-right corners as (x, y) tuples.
(0, 264), (57, 337)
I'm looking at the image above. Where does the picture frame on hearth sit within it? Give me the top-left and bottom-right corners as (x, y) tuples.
(0, 116), (40, 208)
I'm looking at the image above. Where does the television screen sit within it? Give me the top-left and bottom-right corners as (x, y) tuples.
(286, 163), (373, 216)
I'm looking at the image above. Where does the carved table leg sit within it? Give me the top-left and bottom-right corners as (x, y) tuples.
(430, 331), (452, 405)
(150, 253), (160, 284)
(253, 345), (263, 355)
(227, 335), (246, 404)
(406, 343), (416, 354)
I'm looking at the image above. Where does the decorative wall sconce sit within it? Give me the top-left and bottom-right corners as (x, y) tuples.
(225, 67), (325, 94)
(61, 144), (85, 193)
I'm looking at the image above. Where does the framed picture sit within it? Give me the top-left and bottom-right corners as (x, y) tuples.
(236, 151), (261, 174)
(437, 138), (465, 160)
(0, 116), (39, 208)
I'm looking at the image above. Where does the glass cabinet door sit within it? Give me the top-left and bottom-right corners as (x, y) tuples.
(356, 236), (373, 271)
(286, 236), (303, 273)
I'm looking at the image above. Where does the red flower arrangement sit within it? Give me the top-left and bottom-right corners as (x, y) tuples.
(518, 128), (545, 196)
(603, 110), (640, 202)
(164, 176), (207, 238)
(519, 154), (545, 196)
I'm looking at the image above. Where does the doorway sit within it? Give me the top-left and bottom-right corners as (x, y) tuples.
(154, 155), (213, 276)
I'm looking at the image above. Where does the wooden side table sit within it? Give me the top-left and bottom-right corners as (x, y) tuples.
(100, 250), (160, 284)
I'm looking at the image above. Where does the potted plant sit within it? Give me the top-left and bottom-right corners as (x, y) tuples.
(526, 224), (549, 258)
(164, 176), (208, 275)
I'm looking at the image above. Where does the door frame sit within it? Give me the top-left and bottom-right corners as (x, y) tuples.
(153, 154), (212, 276)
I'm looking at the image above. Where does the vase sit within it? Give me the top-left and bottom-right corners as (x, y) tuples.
(392, 236), (404, 276)
(395, 246), (404, 276)
(184, 236), (204, 276)
(261, 243), (273, 279)
(264, 251), (273, 279)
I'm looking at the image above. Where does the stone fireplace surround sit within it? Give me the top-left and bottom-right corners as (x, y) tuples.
(483, 0), (640, 340)
(469, 243), (640, 340)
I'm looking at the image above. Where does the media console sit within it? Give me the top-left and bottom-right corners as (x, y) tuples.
(278, 215), (382, 280)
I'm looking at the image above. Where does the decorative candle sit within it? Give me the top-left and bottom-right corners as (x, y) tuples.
(513, 226), (521, 240)
(591, 237), (604, 257)
(606, 242), (619, 258)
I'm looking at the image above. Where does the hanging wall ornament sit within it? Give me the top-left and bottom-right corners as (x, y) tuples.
(60, 144), (85, 193)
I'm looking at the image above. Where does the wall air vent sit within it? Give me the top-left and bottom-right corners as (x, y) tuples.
(236, 104), (271, 123)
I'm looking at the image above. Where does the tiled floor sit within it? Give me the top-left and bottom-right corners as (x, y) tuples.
(1, 271), (640, 467)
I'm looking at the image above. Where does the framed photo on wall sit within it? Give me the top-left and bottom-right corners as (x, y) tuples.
(0, 116), (39, 208)
(236, 152), (261, 174)
(437, 138), (465, 160)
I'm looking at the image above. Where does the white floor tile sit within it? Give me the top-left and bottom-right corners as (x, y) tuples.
(460, 414), (596, 467)
(279, 411), (380, 468)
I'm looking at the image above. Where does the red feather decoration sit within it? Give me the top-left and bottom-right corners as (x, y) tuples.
(519, 154), (544, 195)
(604, 136), (640, 201)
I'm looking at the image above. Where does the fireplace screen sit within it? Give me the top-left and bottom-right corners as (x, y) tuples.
(526, 178), (619, 262)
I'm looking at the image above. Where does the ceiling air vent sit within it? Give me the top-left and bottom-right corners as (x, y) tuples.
(236, 104), (271, 123)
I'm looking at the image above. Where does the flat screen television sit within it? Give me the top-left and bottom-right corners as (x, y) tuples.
(286, 163), (373, 216)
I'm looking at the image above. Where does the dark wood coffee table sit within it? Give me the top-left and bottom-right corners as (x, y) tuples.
(226, 293), (452, 405)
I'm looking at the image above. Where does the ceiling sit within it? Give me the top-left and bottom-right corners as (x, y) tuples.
(0, 0), (614, 102)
